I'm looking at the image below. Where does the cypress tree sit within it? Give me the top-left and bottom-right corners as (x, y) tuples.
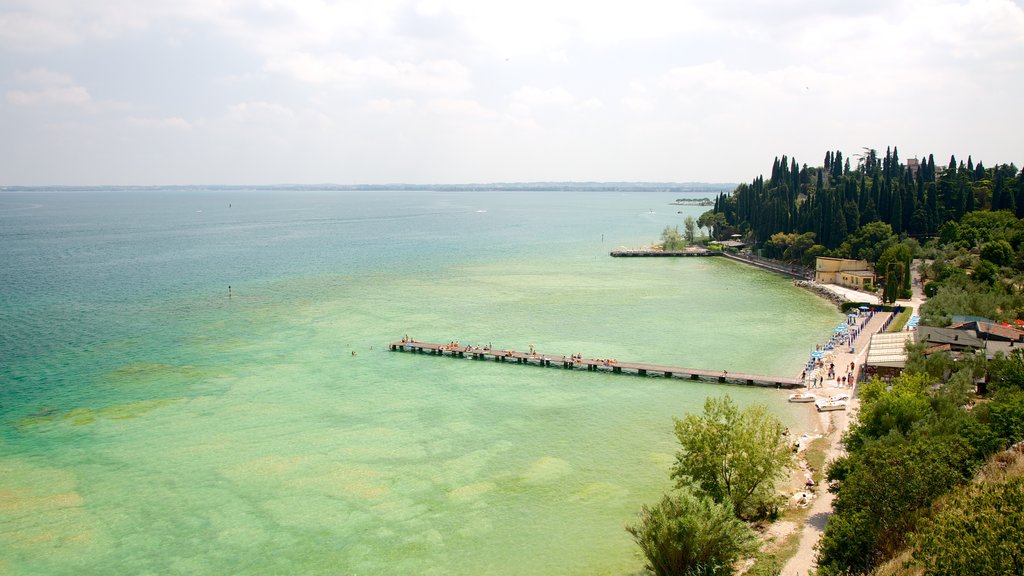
(903, 182), (916, 232)
(964, 178), (975, 213)
(891, 186), (904, 233)
(992, 173), (1004, 212)
(1016, 170), (1024, 218)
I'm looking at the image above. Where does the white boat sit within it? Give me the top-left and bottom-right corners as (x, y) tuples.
(815, 398), (848, 412)
(828, 393), (851, 403)
(788, 392), (817, 403)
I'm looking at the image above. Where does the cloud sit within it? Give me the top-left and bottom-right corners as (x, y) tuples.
(1, 0), (1022, 185)
(366, 97), (418, 114)
(7, 85), (91, 107)
(127, 116), (193, 131)
(427, 97), (496, 118)
(224, 101), (296, 123)
(509, 86), (602, 114)
(264, 52), (472, 93)
(7, 68), (92, 107)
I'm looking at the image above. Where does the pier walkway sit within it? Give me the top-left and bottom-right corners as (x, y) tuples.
(389, 340), (802, 388)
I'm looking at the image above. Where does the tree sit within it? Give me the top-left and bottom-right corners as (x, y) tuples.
(817, 435), (975, 575)
(672, 396), (792, 519)
(837, 221), (897, 264)
(661, 225), (684, 251)
(683, 216), (697, 244)
(697, 210), (728, 241)
(844, 373), (933, 452)
(876, 243), (912, 302)
(626, 486), (756, 576)
(981, 239), (1014, 267)
(784, 232), (816, 262)
(973, 260), (998, 286)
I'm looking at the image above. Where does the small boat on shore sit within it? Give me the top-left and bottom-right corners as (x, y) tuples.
(815, 398), (848, 412)
(788, 392), (817, 403)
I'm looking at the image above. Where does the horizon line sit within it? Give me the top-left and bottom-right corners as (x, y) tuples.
(2, 181), (739, 190)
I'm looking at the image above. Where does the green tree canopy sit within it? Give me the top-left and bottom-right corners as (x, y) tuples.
(818, 435), (976, 575)
(837, 221), (898, 264)
(625, 486), (755, 576)
(980, 239), (1014, 267)
(876, 243), (912, 302)
(671, 395), (792, 519)
(697, 210), (728, 241)
(844, 373), (933, 452)
(661, 225), (684, 251)
(683, 216), (697, 244)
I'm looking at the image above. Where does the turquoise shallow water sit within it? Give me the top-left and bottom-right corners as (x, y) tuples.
(0, 190), (840, 575)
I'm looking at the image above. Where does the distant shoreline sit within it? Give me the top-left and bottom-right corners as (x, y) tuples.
(1, 182), (738, 193)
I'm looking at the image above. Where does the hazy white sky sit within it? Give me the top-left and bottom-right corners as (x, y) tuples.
(2, 0), (1022, 185)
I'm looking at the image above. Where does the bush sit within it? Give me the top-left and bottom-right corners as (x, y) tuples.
(913, 477), (1024, 574)
(626, 487), (756, 576)
(817, 435), (975, 574)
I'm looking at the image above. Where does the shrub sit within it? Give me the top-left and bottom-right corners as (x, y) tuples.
(913, 478), (1024, 574)
(626, 486), (756, 576)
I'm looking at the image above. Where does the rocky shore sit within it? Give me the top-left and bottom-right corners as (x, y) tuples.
(793, 280), (849, 307)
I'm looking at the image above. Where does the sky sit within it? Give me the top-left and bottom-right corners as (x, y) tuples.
(1, 0), (1023, 186)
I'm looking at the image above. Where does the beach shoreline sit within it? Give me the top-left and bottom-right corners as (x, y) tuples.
(773, 305), (893, 575)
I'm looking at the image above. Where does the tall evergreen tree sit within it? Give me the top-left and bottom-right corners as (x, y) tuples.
(891, 187), (904, 233)
(1017, 169), (1024, 218)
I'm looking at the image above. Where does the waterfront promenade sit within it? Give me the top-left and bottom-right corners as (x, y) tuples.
(610, 248), (811, 279)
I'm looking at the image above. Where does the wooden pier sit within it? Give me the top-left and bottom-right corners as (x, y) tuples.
(610, 249), (720, 257)
(389, 340), (802, 388)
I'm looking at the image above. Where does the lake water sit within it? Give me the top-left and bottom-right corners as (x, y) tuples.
(0, 189), (840, 575)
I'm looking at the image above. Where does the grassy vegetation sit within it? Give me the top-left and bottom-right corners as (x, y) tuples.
(887, 307), (913, 332)
(745, 527), (802, 576)
(805, 436), (832, 485)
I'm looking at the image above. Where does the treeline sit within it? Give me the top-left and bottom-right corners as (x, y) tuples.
(708, 147), (1023, 251)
